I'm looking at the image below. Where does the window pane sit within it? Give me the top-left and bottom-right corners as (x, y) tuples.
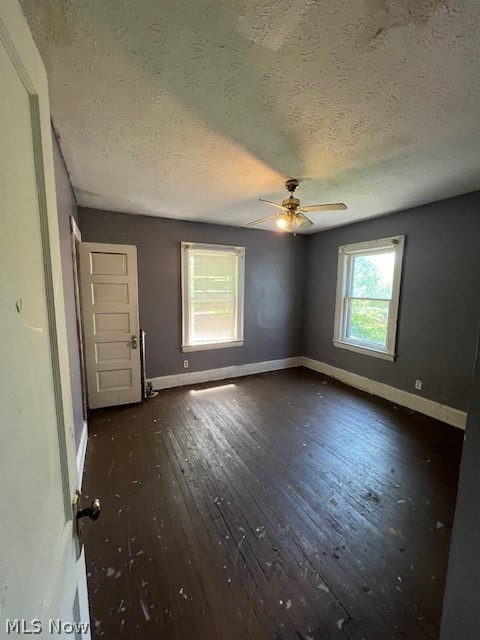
(190, 252), (237, 343)
(193, 306), (235, 342)
(347, 298), (389, 346)
(351, 252), (395, 299)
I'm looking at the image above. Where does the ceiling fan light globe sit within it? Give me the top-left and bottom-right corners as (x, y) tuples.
(276, 217), (289, 230)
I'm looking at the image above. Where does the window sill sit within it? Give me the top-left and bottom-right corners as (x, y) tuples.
(333, 339), (395, 362)
(182, 340), (244, 353)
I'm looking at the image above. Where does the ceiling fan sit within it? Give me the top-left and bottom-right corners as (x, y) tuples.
(247, 179), (347, 232)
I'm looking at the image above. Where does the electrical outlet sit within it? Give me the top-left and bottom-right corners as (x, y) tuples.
(415, 379), (422, 391)
(184, 360), (189, 369)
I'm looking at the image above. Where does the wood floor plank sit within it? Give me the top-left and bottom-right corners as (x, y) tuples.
(82, 367), (463, 639)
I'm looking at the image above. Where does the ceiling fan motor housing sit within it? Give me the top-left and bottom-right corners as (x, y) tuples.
(282, 196), (300, 210)
(285, 178), (299, 193)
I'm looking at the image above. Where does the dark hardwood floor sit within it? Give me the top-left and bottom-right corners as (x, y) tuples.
(82, 367), (463, 639)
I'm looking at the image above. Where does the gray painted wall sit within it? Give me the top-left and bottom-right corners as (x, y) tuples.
(303, 191), (480, 412)
(440, 332), (480, 639)
(78, 208), (307, 378)
(78, 191), (480, 410)
(52, 133), (84, 448)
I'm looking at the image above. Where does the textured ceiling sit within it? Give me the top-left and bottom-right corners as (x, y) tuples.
(22, 0), (480, 232)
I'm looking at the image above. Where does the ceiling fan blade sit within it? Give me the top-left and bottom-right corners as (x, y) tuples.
(247, 213), (281, 227)
(299, 203), (347, 212)
(295, 213), (314, 229)
(259, 199), (287, 211)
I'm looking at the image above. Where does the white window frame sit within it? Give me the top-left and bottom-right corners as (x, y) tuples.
(333, 235), (405, 361)
(181, 242), (245, 353)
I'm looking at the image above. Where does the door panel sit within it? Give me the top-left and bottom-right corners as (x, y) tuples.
(90, 251), (128, 275)
(95, 341), (132, 363)
(79, 242), (141, 409)
(0, 0), (89, 634)
(97, 368), (133, 390)
(92, 282), (129, 304)
(94, 312), (131, 333)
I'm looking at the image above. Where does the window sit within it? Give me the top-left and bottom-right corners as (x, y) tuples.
(333, 236), (404, 361)
(181, 242), (245, 352)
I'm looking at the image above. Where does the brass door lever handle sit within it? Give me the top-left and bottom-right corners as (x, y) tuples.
(76, 498), (101, 521)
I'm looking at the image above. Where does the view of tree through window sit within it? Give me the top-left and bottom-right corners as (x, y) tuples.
(347, 252), (395, 347)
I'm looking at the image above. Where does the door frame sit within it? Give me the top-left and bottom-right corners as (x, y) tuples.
(70, 215), (89, 485)
(1, 0), (89, 630)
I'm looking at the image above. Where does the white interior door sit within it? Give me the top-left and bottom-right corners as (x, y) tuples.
(0, 0), (90, 635)
(79, 242), (142, 409)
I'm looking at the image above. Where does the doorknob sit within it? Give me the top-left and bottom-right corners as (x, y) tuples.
(131, 335), (138, 349)
(76, 498), (101, 522)
(74, 492), (101, 558)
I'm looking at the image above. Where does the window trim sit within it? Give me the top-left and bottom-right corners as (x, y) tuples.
(181, 242), (245, 353)
(333, 235), (405, 361)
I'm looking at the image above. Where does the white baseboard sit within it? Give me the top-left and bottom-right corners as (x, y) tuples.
(148, 357), (302, 391)
(76, 420), (88, 489)
(302, 357), (467, 430)
(147, 355), (467, 430)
